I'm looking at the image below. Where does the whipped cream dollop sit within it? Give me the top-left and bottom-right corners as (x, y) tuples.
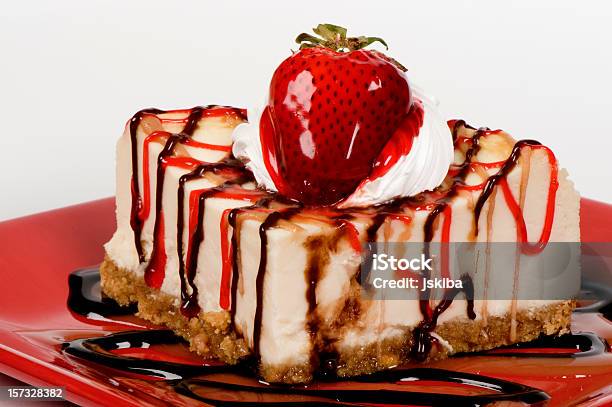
(232, 105), (277, 191)
(232, 83), (454, 208)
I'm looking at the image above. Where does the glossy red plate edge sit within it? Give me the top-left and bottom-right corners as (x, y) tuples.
(0, 197), (610, 406)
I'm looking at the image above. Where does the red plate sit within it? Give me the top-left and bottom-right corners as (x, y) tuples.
(0, 197), (611, 406)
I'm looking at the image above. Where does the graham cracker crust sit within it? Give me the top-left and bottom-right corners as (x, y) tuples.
(100, 256), (249, 364)
(100, 256), (573, 384)
(334, 300), (574, 379)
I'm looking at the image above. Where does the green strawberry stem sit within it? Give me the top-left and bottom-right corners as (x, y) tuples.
(296, 23), (388, 52)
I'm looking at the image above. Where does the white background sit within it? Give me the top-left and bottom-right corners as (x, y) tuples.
(1, 0), (611, 221)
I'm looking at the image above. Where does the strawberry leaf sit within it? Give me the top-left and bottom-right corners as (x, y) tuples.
(313, 24), (348, 41)
(361, 36), (388, 50)
(295, 33), (324, 49)
(294, 24), (393, 54)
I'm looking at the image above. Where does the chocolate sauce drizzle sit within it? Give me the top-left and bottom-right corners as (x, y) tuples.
(177, 162), (252, 318)
(129, 105), (244, 265)
(132, 106), (252, 293)
(411, 124), (486, 360)
(447, 124), (489, 192)
(305, 254), (321, 371)
(303, 230), (344, 371)
(449, 119), (476, 144)
(182, 106), (205, 135)
(129, 108), (163, 263)
(227, 197), (275, 328)
(473, 139), (542, 235)
(227, 208), (243, 327)
(132, 106), (202, 269)
(356, 213), (388, 284)
(144, 133), (189, 287)
(252, 207), (302, 363)
(143, 106), (209, 287)
(412, 275), (475, 360)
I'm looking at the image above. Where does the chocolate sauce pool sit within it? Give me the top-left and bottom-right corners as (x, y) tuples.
(64, 268), (610, 406)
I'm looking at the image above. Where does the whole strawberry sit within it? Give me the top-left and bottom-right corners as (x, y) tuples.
(260, 24), (414, 205)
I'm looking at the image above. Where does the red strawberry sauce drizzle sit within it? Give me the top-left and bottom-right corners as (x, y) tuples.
(367, 99), (424, 181)
(129, 108), (163, 263)
(142, 107), (247, 125)
(475, 142), (559, 255)
(130, 107), (560, 361)
(219, 208), (236, 310)
(180, 179), (262, 318)
(143, 104), (211, 289)
(141, 132), (203, 222)
(258, 106), (285, 193)
(129, 106), (246, 262)
(335, 219), (362, 252)
(182, 137), (233, 152)
(177, 164), (253, 317)
(127, 106), (247, 289)
(144, 133), (191, 289)
(218, 190), (268, 310)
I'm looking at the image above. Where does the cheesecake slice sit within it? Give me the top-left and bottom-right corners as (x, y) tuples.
(102, 106), (579, 383)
